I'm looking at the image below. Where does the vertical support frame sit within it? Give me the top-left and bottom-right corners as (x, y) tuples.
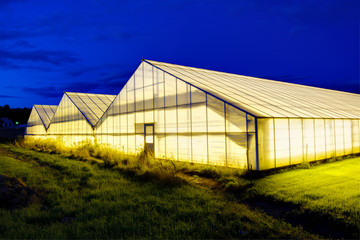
(288, 118), (291, 166)
(255, 117), (259, 171)
(273, 117), (277, 168)
(206, 94), (209, 165)
(245, 113), (249, 170)
(224, 102), (227, 167)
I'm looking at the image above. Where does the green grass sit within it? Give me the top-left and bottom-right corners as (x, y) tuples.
(0, 143), (316, 239)
(250, 157), (360, 238)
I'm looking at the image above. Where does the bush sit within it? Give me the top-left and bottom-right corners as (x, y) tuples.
(297, 161), (310, 169)
(20, 137), (65, 154)
(70, 145), (91, 161)
(18, 137), (248, 187)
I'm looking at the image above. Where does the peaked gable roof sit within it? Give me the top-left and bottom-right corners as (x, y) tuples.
(144, 60), (360, 119)
(34, 105), (57, 129)
(65, 92), (116, 126)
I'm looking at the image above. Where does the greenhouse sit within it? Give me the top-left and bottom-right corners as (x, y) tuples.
(27, 105), (57, 135)
(26, 59), (360, 170)
(42, 92), (115, 144)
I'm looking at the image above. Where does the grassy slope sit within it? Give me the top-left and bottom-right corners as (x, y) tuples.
(0, 143), (315, 239)
(251, 157), (360, 237)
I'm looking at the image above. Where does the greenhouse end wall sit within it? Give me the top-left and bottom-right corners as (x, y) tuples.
(26, 107), (47, 135)
(257, 118), (360, 170)
(46, 94), (96, 145)
(95, 61), (257, 169)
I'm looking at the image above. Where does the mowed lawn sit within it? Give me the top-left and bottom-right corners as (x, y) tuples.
(252, 157), (360, 231)
(0, 144), (316, 239)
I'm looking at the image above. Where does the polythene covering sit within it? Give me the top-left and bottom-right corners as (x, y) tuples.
(46, 92), (116, 145)
(26, 60), (360, 170)
(27, 105), (57, 135)
(65, 92), (116, 127)
(257, 118), (360, 170)
(145, 60), (360, 119)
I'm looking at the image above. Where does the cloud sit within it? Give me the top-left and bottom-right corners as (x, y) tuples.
(0, 94), (17, 98)
(227, 0), (360, 35)
(63, 81), (102, 93)
(12, 40), (35, 49)
(0, 30), (30, 40)
(0, 49), (78, 67)
(63, 70), (131, 93)
(22, 86), (59, 98)
(100, 70), (133, 83)
(65, 63), (125, 78)
(0, 0), (25, 9)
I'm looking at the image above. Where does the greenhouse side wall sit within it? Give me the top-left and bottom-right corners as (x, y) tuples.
(257, 118), (360, 170)
(95, 61), (257, 169)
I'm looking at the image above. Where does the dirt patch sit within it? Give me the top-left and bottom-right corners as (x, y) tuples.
(0, 175), (43, 210)
(177, 172), (222, 190)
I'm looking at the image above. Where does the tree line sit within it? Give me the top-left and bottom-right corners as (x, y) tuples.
(0, 105), (31, 125)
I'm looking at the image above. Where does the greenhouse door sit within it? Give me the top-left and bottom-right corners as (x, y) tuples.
(144, 124), (154, 153)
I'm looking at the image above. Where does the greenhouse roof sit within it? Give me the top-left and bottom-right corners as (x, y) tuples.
(33, 105), (57, 129)
(65, 92), (116, 126)
(145, 60), (360, 119)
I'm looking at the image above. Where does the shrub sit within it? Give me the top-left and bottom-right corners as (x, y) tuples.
(70, 145), (91, 161)
(20, 137), (66, 154)
(18, 137), (247, 187)
(297, 161), (310, 169)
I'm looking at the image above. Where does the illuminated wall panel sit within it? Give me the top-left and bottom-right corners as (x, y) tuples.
(177, 105), (191, 162)
(107, 114), (114, 146)
(335, 119), (344, 156)
(225, 104), (247, 168)
(207, 95), (226, 165)
(135, 111), (145, 150)
(303, 119), (315, 162)
(344, 120), (352, 155)
(135, 64), (144, 112)
(247, 115), (257, 168)
(113, 96), (121, 149)
(314, 119), (326, 160)
(164, 74), (176, 107)
(127, 112), (135, 154)
(289, 119), (303, 164)
(352, 120), (360, 153)
(154, 108), (165, 159)
(191, 87), (207, 164)
(257, 118), (275, 170)
(274, 118), (290, 167)
(119, 113), (128, 152)
(325, 119), (336, 158)
(176, 80), (191, 162)
(165, 107), (177, 160)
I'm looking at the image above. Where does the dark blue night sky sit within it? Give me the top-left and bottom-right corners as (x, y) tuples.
(0, 0), (359, 108)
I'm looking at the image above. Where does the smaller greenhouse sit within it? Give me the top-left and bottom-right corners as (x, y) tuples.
(26, 105), (57, 135)
(26, 59), (360, 170)
(46, 92), (116, 145)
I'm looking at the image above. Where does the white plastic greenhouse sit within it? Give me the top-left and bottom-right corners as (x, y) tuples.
(26, 59), (360, 170)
